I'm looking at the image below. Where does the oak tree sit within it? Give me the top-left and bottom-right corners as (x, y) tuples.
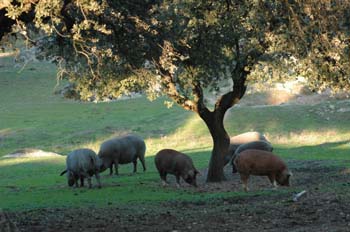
(1, 0), (349, 181)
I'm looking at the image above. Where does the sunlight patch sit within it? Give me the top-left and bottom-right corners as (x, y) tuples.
(3, 148), (62, 158)
(0, 128), (14, 137)
(267, 130), (349, 146)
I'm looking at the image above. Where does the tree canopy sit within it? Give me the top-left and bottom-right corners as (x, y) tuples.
(1, 0), (349, 181)
(2, 1), (349, 98)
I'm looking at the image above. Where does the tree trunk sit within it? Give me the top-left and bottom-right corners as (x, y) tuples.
(201, 110), (230, 182)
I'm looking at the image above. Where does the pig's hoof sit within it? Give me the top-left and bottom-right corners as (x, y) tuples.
(161, 181), (168, 187)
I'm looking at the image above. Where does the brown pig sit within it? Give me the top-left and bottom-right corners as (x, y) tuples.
(154, 149), (199, 187)
(231, 140), (273, 173)
(234, 149), (291, 192)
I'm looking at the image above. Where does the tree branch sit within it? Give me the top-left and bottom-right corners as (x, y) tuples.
(155, 63), (197, 112)
(214, 91), (235, 112)
(213, 38), (248, 113)
(192, 81), (211, 118)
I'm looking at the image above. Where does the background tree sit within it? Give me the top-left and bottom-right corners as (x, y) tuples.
(1, 0), (349, 182)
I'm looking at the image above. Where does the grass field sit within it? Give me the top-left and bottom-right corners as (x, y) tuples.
(1, 58), (350, 213)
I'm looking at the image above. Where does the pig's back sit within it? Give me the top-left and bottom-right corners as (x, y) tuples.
(99, 135), (144, 162)
(155, 149), (177, 167)
(235, 149), (286, 175)
(230, 132), (267, 144)
(155, 149), (190, 172)
(67, 149), (96, 175)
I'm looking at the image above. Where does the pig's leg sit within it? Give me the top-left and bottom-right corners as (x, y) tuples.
(175, 175), (181, 188)
(80, 177), (85, 187)
(109, 162), (114, 175)
(74, 177), (79, 188)
(95, 172), (102, 189)
(268, 174), (278, 189)
(272, 180), (278, 189)
(87, 176), (92, 188)
(133, 159), (137, 173)
(232, 164), (238, 173)
(139, 156), (146, 172)
(114, 159), (119, 175)
(160, 172), (168, 186)
(240, 173), (249, 192)
(231, 156), (238, 173)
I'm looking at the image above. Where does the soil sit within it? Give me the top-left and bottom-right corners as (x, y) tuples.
(3, 160), (350, 232)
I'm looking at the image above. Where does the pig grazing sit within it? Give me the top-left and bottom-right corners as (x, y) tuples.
(154, 149), (199, 187)
(234, 149), (291, 192)
(230, 131), (267, 144)
(98, 135), (146, 175)
(60, 148), (102, 188)
(224, 131), (268, 165)
(231, 140), (273, 173)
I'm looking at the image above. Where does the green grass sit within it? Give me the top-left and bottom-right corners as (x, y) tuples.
(0, 152), (239, 210)
(0, 59), (350, 211)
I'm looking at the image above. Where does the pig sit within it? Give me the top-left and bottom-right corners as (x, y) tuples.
(234, 149), (291, 192)
(230, 131), (267, 144)
(60, 148), (102, 188)
(225, 143), (240, 165)
(224, 131), (268, 165)
(231, 140), (273, 173)
(154, 149), (199, 187)
(98, 134), (146, 175)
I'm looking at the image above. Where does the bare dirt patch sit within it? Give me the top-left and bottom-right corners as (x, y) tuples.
(6, 160), (350, 231)
(3, 148), (62, 158)
(238, 89), (349, 107)
(208, 80), (349, 108)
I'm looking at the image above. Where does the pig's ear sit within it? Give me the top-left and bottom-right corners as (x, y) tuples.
(283, 169), (292, 177)
(183, 173), (189, 180)
(188, 170), (194, 176)
(60, 170), (67, 176)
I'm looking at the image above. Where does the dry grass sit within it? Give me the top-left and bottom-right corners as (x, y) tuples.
(267, 130), (350, 146)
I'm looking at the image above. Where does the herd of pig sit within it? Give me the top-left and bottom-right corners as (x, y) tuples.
(60, 132), (292, 192)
